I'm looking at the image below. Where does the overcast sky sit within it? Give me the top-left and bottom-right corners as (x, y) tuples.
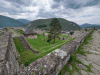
(0, 0), (100, 25)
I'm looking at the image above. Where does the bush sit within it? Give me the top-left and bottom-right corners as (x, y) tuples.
(70, 31), (74, 35)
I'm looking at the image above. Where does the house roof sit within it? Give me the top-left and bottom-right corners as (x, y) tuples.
(23, 29), (37, 35)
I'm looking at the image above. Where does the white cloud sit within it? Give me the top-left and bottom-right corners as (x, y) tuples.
(0, 0), (100, 25)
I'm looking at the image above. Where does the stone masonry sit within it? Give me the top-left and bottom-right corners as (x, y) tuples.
(0, 31), (92, 75)
(0, 32), (19, 75)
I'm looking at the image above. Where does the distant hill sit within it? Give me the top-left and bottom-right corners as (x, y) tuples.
(26, 18), (80, 31)
(17, 19), (31, 24)
(80, 23), (100, 28)
(0, 15), (25, 28)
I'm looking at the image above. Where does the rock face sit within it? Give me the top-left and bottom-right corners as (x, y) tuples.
(0, 30), (92, 75)
(0, 32), (19, 75)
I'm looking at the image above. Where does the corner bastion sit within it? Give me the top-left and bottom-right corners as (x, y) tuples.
(0, 31), (92, 75)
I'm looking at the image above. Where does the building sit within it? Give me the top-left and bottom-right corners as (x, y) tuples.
(23, 29), (37, 39)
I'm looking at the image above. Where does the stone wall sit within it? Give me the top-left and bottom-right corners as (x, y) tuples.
(19, 35), (39, 54)
(72, 31), (87, 38)
(0, 31), (92, 75)
(0, 32), (19, 75)
(18, 31), (92, 75)
(27, 35), (37, 39)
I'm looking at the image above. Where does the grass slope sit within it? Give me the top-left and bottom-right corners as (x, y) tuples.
(26, 18), (80, 31)
(0, 15), (25, 28)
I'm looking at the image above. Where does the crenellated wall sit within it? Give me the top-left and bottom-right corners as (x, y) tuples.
(0, 31), (92, 75)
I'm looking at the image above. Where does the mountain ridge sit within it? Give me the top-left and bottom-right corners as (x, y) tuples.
(17, 19), (31, 24)
(25, 18), (80, 31)
(0, 15), (25, 28)
(80, 23), (100, 28)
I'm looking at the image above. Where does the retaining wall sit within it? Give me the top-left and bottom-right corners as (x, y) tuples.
(19, 36), (39, 54)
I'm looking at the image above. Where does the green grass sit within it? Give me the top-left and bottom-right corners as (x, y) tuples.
(59, 31), (94, 75)
(13, 34), (74, 66)
(59, 34), (70, 38)
(13, 37), (36, 66)
(27, 34), (67, 53)
(17, 30), (24, 34)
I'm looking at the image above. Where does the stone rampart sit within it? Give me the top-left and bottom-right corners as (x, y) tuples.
(0, 31), (92, 75)
(18, 31), (92, 75)
(0, 32), (19, 75)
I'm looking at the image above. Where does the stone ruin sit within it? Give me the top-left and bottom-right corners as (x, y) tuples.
(12, 27), (25, 32)
(19, 35), (39, 54)
(72, 31), (88, 38)
(0, 32), (19, 75)
(0, 30), (92, 75)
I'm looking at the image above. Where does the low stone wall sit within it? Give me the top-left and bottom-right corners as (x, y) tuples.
(0, 32), (19, 75)
(18, 31), (92, 75)
(19, 36), (39, 54)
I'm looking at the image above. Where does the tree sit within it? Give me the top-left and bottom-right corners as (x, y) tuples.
(48, 18), (61, 43)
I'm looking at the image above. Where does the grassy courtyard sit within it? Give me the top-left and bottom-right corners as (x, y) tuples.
(17, 30), (24, 34)
(13, 34), (73, 66)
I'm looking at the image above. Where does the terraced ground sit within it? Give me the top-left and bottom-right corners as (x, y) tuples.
(59, 30), (100, 75)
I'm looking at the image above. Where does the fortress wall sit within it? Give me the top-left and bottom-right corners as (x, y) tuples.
(19, 35), (39, 54)
(0, 32), (19, 75)
(0, 31), (92, 75)
(18, 31), (92, 75)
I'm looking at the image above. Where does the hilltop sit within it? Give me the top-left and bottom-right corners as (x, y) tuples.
(0, 15), (25, 28)
(26, 18), (80, 31)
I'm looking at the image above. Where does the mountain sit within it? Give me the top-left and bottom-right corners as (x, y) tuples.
(17, 19), (31, 24)
(80, 23), (100, 28)
(0, 15), (25, 28)
(25, 18), (80, 31)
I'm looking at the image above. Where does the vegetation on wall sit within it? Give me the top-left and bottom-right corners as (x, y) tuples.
(59, 31), (94, 75)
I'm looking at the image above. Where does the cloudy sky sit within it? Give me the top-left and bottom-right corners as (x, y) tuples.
(0, 0), (100, 25)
